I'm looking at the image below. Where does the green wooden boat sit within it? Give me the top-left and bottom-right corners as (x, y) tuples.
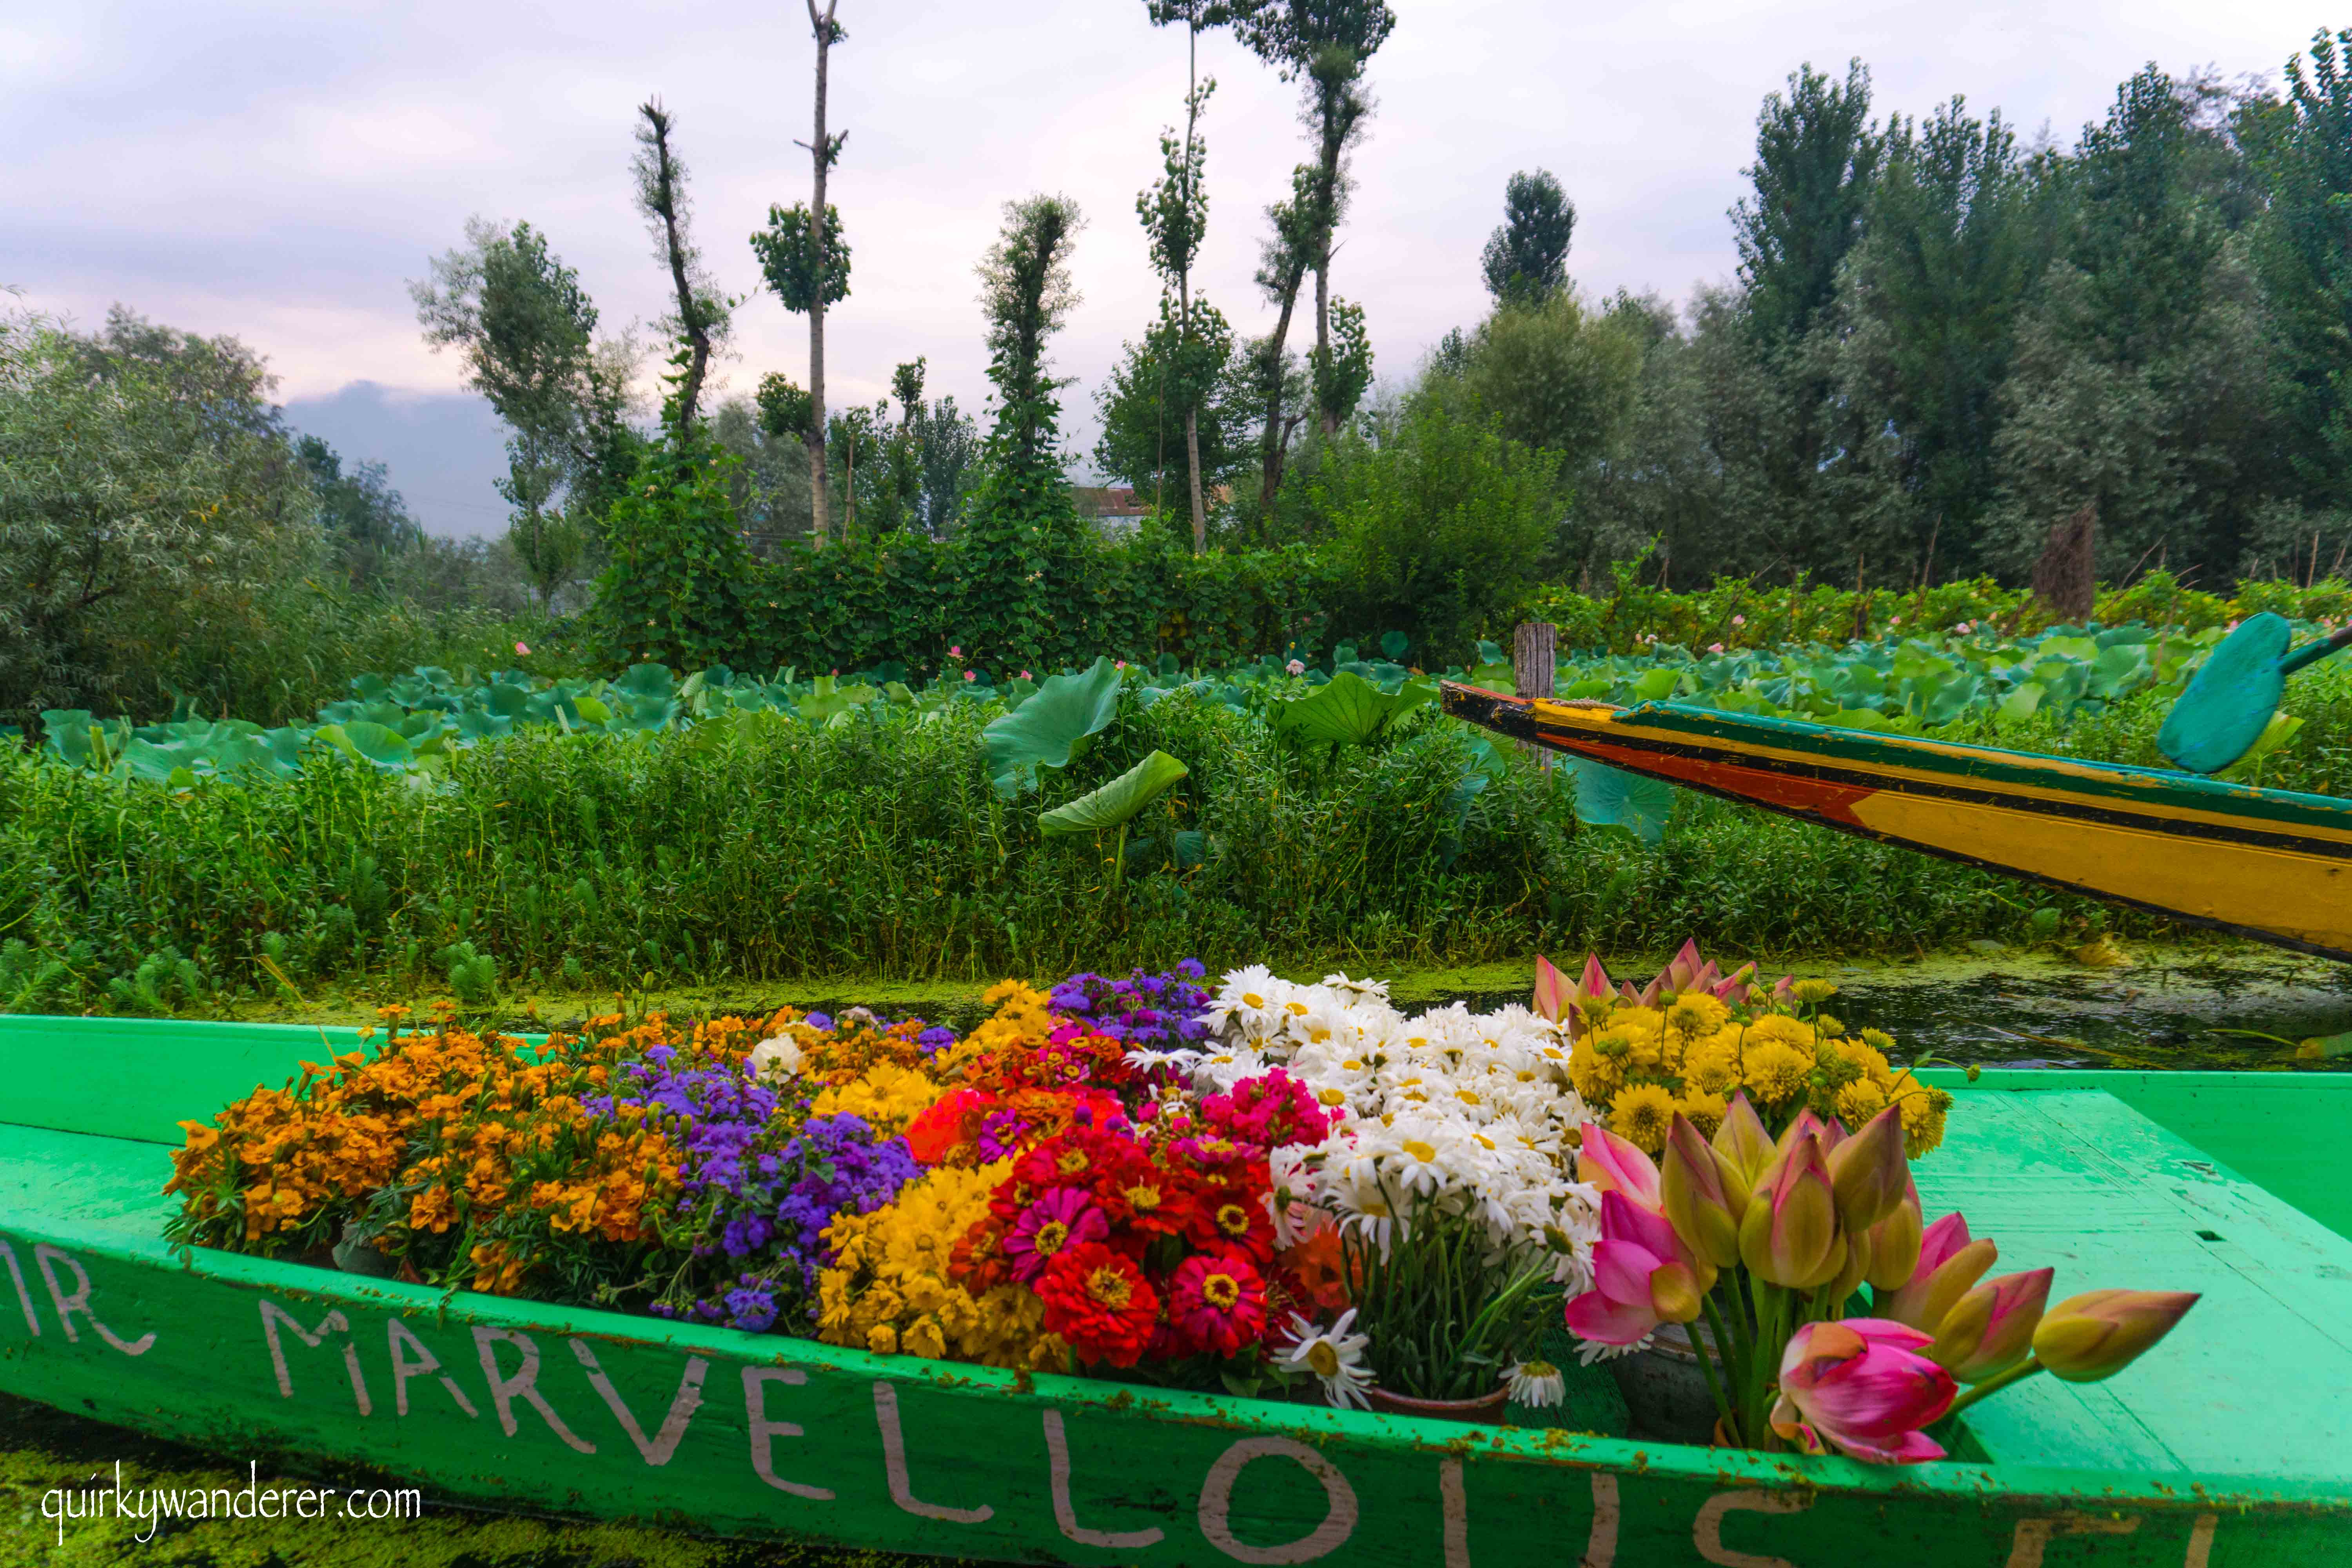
(4, 1014), (2349, 1564)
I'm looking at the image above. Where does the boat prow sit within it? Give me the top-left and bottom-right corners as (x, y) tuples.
(1443, 683), (2352, 961)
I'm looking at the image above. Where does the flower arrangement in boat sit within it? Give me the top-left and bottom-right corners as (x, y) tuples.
(1560, 1098), (2199, 1462)
(164, 948), (2187, 1452)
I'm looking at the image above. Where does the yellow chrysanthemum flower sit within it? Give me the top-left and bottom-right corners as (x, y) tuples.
(1741, 1038), (1813, 1109)
(1568, 1034), (1626, 1103)
(1608, 1082), (1679, 1156)
(1681, 1031), (1743, 1097)
(1897, 1085), (1953, 1158)
(1674, 1088), (1729, 1140)
(1834, 1078), (1889, 1128)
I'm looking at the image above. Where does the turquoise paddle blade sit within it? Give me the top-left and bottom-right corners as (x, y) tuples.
(2159, 613), (2293, 773)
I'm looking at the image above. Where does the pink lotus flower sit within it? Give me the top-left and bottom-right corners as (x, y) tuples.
(1708, 642), (1726, 653)
(949, 645), (963, 657)
(1018, 670), (1032, 680)
(963, 670), (976, 681)
(1732, 614), (1746, 626)
(1878, 1212), (1998, 1332)
(514, 641), (531, 657)
(1955, 621), (1974, 634)
(1771, 1318), (1956, 1463)
(1286, 658), (1307, 675)
(1575, 1123), (1662, 1211)
(1562, 1191), (1706, 1345)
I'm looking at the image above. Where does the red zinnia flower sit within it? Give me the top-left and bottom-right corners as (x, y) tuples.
(1171, 1247), (1267, 1359)
(1038, 1243), (1159, 1368)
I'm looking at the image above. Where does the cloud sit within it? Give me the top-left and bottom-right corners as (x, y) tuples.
(283, 382), (511, 539)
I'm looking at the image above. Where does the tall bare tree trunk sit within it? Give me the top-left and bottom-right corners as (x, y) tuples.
(1313, 258), (1334, 437)
(1183, 408), (1206, 550)
(1180, 22), (1208, 554)
(803, 0), (840, 548)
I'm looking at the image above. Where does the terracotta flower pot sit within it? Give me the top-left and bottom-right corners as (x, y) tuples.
(1363, 1384), (1512, 1423)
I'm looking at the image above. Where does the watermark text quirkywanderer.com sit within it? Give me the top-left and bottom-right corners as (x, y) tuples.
(38, 1462), (423, 1544)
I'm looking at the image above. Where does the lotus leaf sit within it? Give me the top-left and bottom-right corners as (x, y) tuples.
(1038, 751), (1189, 838)
(983, 657), (1123, 796)
(1269, 671), (1436, 751)
(1561, 755), (1676, 843)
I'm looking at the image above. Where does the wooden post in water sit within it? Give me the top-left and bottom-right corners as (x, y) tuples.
(1513, 622), (1555, 772)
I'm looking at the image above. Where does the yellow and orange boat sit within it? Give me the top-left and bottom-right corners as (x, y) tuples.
(1442, 684), (2352, 961)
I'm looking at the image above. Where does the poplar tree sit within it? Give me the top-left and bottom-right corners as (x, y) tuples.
(1481, 169), (1575, 305)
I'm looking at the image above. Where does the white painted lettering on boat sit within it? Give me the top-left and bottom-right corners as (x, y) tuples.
(1439, 1456), (1470, 1568)
(34, 1244), (154, 1356)
(387, 1319), (478, 1418)
(2184, 1513), (2218, 1568)
(571, 1339), (705, 1466)
(1198, 1435), (1359, 1565)
(1693, 1488), (1809, 1568)
(472, 1327), (595, 1454)
(1044, 1410), (1163, 1550)
(874, 1382), (993, 1523)
(744, 1367), (834, 1501)
(258, 1301), (369, 1414)
(2003, 1512), (2139, 1568)
(1581, 1472), (1619, 1568)
(0, 1238), (40, 1337)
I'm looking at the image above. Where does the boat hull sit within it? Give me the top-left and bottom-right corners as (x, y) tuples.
(0, 1204), (2337, 1567)
(1443, 685), (2352, 960)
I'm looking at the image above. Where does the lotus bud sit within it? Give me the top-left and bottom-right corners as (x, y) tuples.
(1876, 1213), (1997, 1331)
(1826, 1222), (1873, 1305)
(1778, 1107), (1844, 1155)
(1649, 1258), (1704, 1325)
(1931, 1268), (2052, 1383)
(1827, 1105), (1909, 1232)
(1576, 1122), (1663, 1212)
(1863, 1176), (1924, 1291)
(1532, 955), (1570, 1024)
(1662, 1113), (1744, 1269)
(2032, 1290), (2200, 1382)
(1712, 1092), (1777, 1189)
(1738, 1131), (1847, 1290)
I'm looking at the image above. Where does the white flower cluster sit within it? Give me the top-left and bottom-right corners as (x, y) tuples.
(1160, 966), (1603, 1295)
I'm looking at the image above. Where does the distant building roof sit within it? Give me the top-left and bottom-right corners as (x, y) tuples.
(1072, 485), (1151, 519)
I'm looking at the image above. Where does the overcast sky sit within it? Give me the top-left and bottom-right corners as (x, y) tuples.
(5, 0), (2336, 534)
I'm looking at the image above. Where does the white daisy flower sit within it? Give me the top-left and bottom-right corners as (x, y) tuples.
(1506, 1359), (1567, 1409)
(1281, 1309), (1375, 1410)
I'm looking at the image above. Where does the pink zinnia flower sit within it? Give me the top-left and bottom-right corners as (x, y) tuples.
(1771, 1318), (1956, 1463)
(1005, 1190), (1109, 1283)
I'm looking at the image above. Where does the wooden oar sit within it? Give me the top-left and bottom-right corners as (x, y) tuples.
(2157, 611), (2352, 773)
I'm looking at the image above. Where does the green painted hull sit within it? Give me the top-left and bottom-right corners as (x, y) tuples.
(4, 1016), (2350, 1565)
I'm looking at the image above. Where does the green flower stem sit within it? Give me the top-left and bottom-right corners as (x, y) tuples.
(1943, 1356), (2048, 1419)
(1697, 1296), (1744, 1446)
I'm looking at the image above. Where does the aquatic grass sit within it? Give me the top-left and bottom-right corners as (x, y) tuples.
(11, 667), (2339, 1014)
